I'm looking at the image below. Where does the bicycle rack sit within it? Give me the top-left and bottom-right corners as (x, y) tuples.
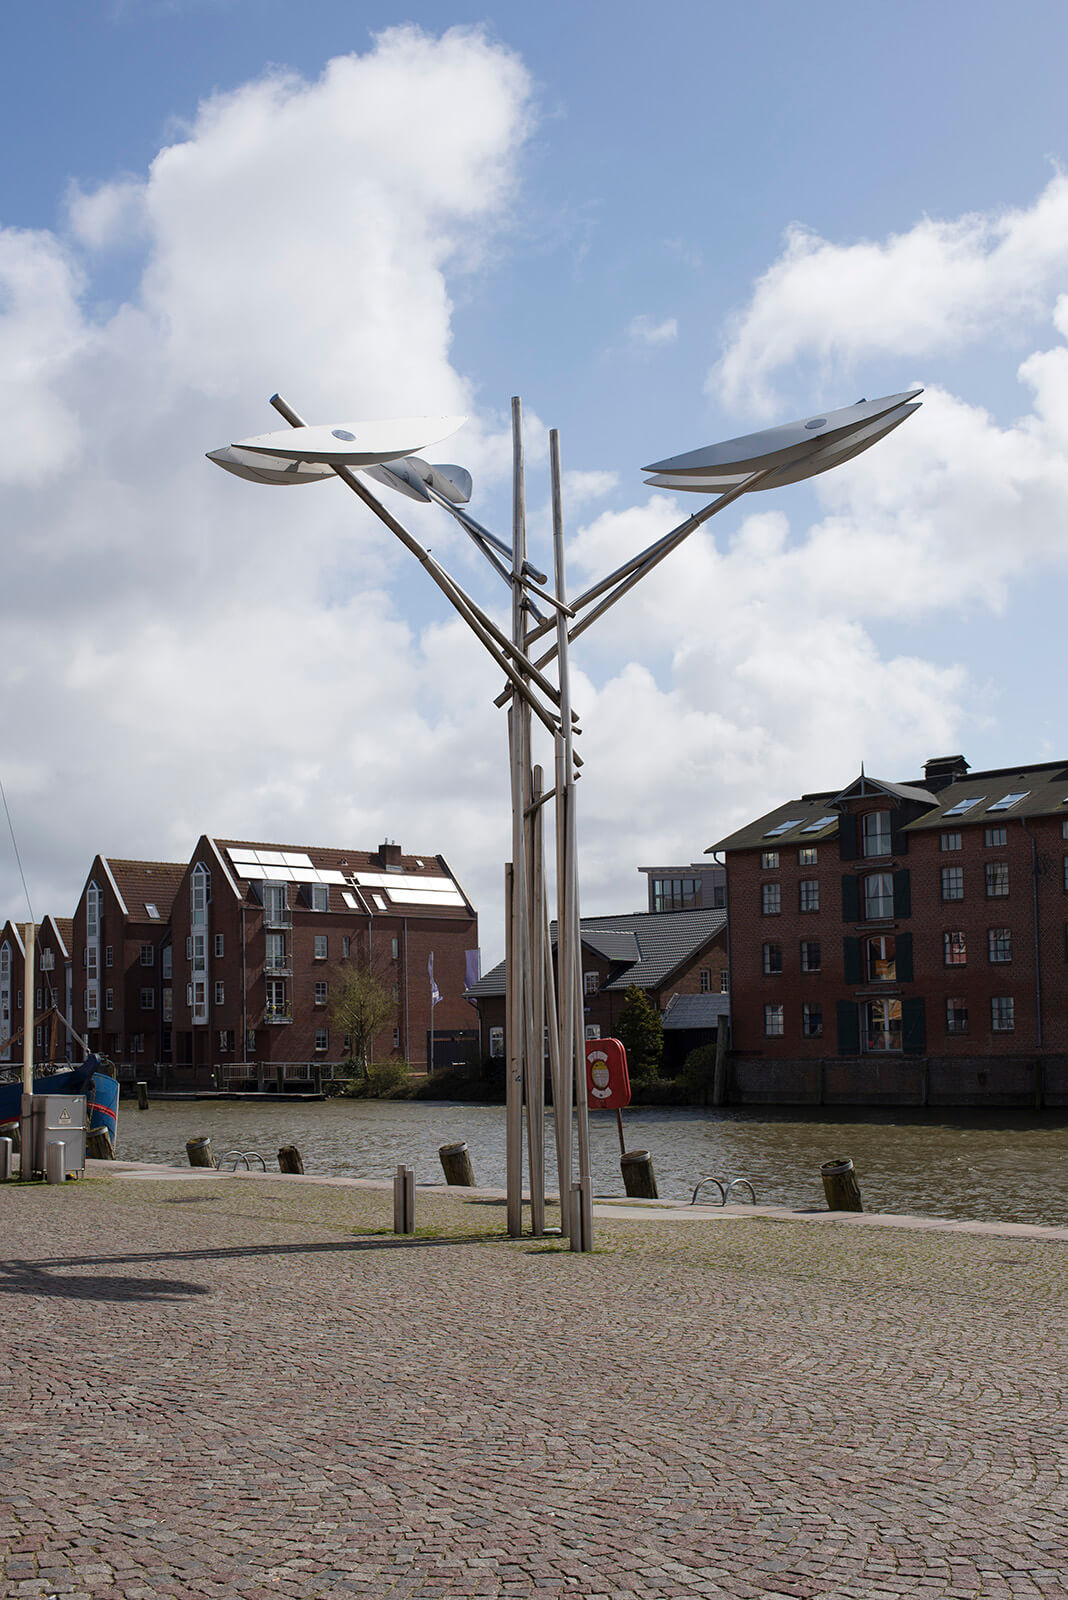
(220, 1150), (268, 1171)
(691, 1175), (758, 1206)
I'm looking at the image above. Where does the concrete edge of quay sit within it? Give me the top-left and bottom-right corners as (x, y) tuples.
(76, 1157), (1068, 1243)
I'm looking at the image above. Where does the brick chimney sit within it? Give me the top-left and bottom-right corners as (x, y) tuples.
(378, 840), (403, 868)
(923, 754), (970, 792)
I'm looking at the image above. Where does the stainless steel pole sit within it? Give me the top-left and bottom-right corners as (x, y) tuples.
(506, 397), (533, 1237)
(504, 858), (522, 1235)
(21, 920), (34, 1098)
(550, 430), (593, 1249)
(526, 765), (546, 1235)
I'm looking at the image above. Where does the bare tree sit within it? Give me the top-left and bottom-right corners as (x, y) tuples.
(330, 962), (395, 1076)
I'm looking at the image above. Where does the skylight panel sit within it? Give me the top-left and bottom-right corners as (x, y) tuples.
(341, 891), (359, 910)
(801, 815), (835, 833)
(763, 818), (803, 837)
(387, 886), (465, 907)
(986, 791), (1030, 812)
(942, 795), (986, 817)
(145, 903), (160, 919)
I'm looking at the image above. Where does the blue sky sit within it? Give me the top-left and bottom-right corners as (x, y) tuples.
(2, 2), (1068, 955)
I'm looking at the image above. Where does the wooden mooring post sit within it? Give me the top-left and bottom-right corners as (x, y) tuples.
(277, 1145), (304, 1174)
(186, 1136), (216, 1168)
(86, 1127), (115, 1160)
(136, 1081), (149, 1110)
(621, 1149), (658, 1199)
(438, 1141), (475, 1186)
(821, 1157), (863, 1212)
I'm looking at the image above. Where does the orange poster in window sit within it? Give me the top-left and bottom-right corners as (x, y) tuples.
(584, 1037), (631, 1110)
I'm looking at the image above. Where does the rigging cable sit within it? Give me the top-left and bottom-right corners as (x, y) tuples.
(0, 770), (35, 924)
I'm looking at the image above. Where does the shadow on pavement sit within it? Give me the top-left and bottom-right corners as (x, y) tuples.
(5, 1231), (507, 1277)
(0, 1264), (211, 1301)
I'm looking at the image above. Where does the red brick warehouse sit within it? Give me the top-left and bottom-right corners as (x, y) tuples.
(714, 754), (1068, 1107)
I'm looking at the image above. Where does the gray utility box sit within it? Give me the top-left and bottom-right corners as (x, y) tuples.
(28, 1094), (87, 1179)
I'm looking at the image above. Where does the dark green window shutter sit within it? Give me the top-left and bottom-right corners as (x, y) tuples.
(902, 996), (926, 1054)
(843, 937), (862, 985)
(838, 813), (858, 861)
(841, 874), (860, 922)
(836, 1000), (860, 1055)
(895, 931), (913, 982)
(890, 806), (909, 855)
(892, 868), (911, 919)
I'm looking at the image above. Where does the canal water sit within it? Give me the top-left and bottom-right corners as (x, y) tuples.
(113, 1098), (1068, 1226)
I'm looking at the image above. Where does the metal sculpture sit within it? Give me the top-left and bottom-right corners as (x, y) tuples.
(208, 387), (922, 1248)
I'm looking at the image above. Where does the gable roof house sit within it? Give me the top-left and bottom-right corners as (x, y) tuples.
(467, 906), (728, 1072)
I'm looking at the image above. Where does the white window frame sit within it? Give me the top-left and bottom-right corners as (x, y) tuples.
(991, 996), (1015, 1032)
(862, 810), (892, 858)
(314, 934), (329, 961)
(764, 1003), (784, 1037)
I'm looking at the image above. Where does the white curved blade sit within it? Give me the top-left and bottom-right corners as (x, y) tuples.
(363, 457), (474, 506)
(644, 390), (922, 478)
(206, 446), (337, 486)
(234, 415), (466, 466)
(644, 402), (921, 493)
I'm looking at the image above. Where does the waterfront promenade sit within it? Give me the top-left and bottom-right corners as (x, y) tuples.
(2, 1167), (1067, 1599)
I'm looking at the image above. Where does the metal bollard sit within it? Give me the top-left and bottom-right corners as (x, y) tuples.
(569, 1182), (584, 1252)
(393, 1163), (415, 1234)
(0, 1136), (12, 1181)
(45, 1141), (66, 1185)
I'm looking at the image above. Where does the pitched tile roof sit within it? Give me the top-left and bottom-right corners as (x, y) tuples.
(661, 993), (729, 1028)
(712, 759), (1068, 852)
(467, 907), (727, 998)
(104, 859), (186, 922)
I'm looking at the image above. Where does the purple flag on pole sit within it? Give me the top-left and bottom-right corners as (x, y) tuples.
(428, 952), (441, 1005)
(464, 949), (481, 991)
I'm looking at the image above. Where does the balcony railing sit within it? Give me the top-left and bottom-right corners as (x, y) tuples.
(264, 1007), (293, 1025)
(263, 910), (292, 929)
(264, 963), (292, 977)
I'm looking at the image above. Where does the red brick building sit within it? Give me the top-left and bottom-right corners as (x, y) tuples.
(71, 857), (187, 1068)
(1, 915), (75, 1064)
(167, 836), (478, 1080)
(714, 755), (1068, 1106)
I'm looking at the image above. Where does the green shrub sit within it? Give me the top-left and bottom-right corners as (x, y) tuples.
(679, 1042), (719, 1105)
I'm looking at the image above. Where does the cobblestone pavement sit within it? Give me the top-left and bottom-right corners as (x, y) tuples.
(2, 1170), (1067, 1600)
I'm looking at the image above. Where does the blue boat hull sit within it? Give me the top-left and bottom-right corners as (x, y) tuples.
(0, 1056), (100, 1126)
